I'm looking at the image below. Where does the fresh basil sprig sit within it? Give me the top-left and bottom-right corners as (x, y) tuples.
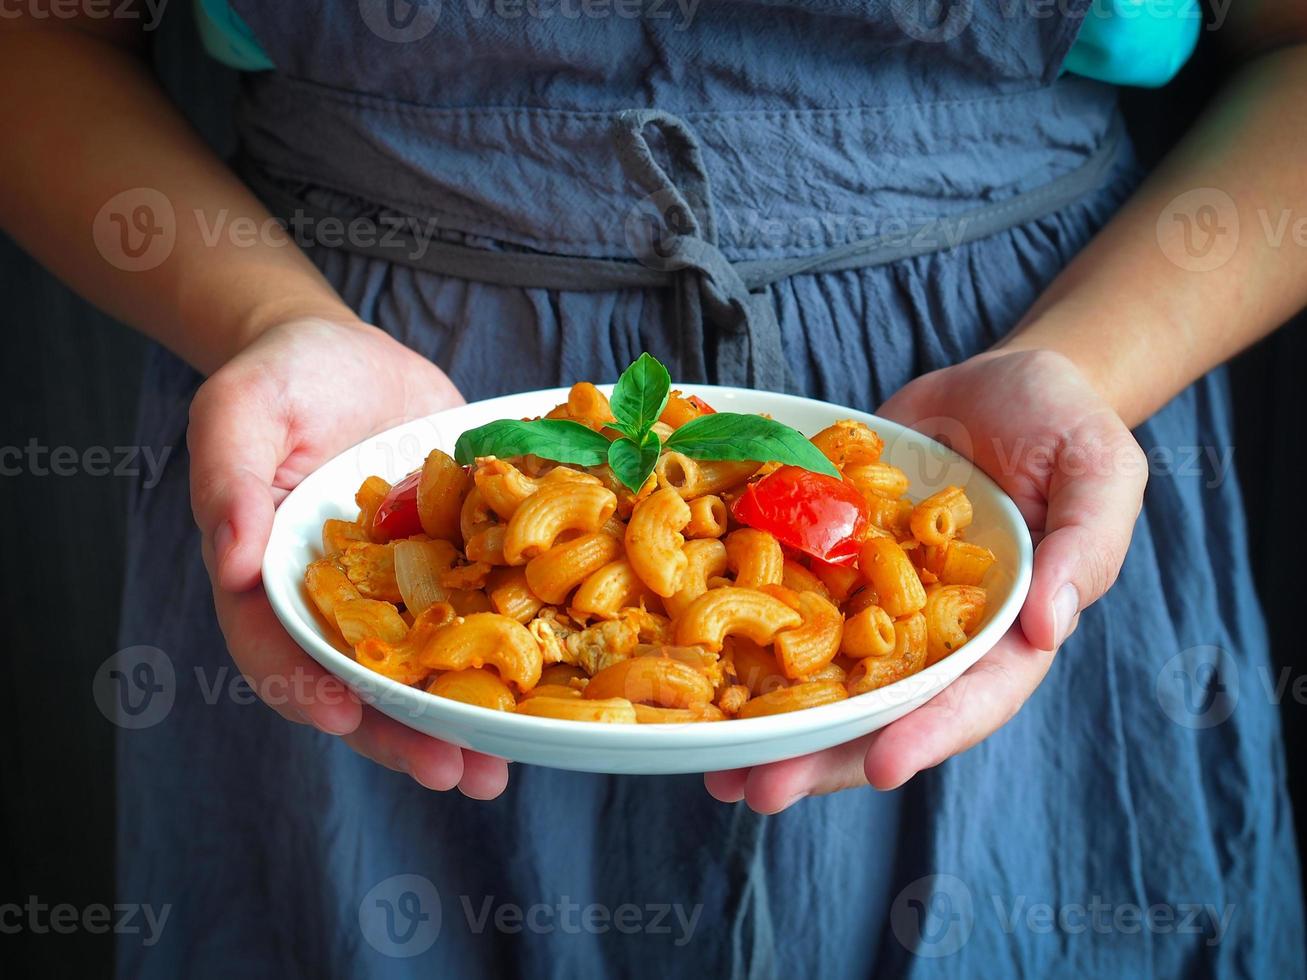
(453, 418), (610, 468)
(606, 429), (662, 491)
(608, 352), (671, 443)
(666, 413), (839, 479)
(452, 352), (840, 491)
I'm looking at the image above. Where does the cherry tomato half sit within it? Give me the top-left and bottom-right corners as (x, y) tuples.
(731, 465), (867, 565)
(371, 469), (423, 540)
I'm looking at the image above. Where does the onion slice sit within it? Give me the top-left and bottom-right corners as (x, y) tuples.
(393, 539), (458, 615)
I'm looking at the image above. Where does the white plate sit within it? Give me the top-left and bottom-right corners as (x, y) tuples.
(264, 386), (1032, 775)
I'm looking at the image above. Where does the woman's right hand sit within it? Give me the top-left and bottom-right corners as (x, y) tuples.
(188, 316), (510, 799)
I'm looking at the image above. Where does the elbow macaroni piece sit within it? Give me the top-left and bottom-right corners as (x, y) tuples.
(525, 531), (623, 605)
(842, 462), (909, 500)
(772, 589), (844, 680)
(353, 603), (455, 686)
(475, 459), (541, 520)
(427, 667), (517, 712)
(938, 539), (996, 586)
(805, 658), (848, 685)
(354, 476), (391, 534)
(420, 612), (544, 691)
(464, 524), (508, 565)
(664, 538), (728, 619)
(476, 458), (602, 520)
(485, 566), (544, 623)
(725, 528), (784, 590)
(625, 487), (692, 597)
(909, 486), (973, 547)
(923, 584), (987, 666)
(780, 559), (831, 599)
(674, 587), (803, 651)
(846, 612), (927, 695)
(840, 603), (896, 659)
(736, 680), (848, 718)
(658, 391), (712, 430)
(583, 656), (715, 709)
(810, 420), (883, 469)
(417, 449), (470, 543)
(632, 703), (725, 723)
(864, 494), (913, 539)
(460, 487), (498, 543)
(335, 597), (409, 647)
(726, 637), (788, 696)
(859, 537), (928, 618)
(571, 559), (657, 620)
(515, 696), (637, 723)
(656, 453), (763, 500)
(305, 558), (363, 626)
(503, 483), (618, 565)
(566, 381), (617, 427)
(684, 494), (728, 538)
(693, 459), (763, 496)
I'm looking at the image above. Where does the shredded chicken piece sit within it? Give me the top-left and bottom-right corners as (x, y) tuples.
(565, 619), (639, 676)
(528, 618), (570, 666)
(338, 542), (403, 603)
(524, 607), (582, 665)
(717, 684), (751, 716)
(439, 560), (492, 591)
(619, 607), (674, 644)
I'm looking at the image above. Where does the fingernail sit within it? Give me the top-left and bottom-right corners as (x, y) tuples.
(314, 711), (355, 737)
(214, 521), (235, 569)
(1053, 583), (1080, 647)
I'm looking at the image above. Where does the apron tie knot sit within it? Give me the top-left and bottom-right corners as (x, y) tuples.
(613, 109), (791, 391)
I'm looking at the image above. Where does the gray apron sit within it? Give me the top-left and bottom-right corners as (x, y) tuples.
(114, 2), (1304, 976)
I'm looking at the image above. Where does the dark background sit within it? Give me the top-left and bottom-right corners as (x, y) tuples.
(1, 5), (1303, 975)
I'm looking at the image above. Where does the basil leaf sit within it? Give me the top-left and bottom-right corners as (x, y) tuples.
(609, 352), (671, 442)
(665, 413), (841, 478)
(454, 419), (611, 467)
(607, 431), (662, 493)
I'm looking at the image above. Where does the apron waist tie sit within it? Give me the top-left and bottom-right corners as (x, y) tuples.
(612, 109), (789, 391)
(239, 113), (1124, 391)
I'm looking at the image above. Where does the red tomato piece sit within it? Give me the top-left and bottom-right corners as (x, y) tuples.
(371, 469), (423, 540)
(686, 395), (716, 414)
(731, 466), (867, 565)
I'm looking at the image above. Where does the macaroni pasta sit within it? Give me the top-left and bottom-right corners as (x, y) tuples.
(304, 389), (998, 722)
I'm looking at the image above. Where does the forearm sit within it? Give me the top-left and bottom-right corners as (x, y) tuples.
(1000, 44), (1307, 428)
(0, 24), (354, 375)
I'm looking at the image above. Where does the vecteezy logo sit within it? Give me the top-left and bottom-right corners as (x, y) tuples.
(1155, 645), (1240, 730)
(1155, 187), (1239, 272)
(359, 874), (442, 957)
(92, 188), (176, 273)
(881, 416), (974, 489)
(357, 0), (441, 43)
(623, 188), (698, 273)
(890, 0), (973, 43)
(92, 646), (176, 729)
(890, 874), (974, 958)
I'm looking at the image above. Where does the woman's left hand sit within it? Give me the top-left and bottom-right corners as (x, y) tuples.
(704, 348), (1148, 812)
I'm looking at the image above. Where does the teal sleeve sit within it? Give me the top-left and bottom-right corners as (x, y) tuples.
(1063, 0), (1202, 88)
(194, 0), (1199, 85)
(194, 0), (274, 71)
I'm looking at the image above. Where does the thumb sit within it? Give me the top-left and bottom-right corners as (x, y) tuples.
(187, 374), (283, 593)
(1020, 417), (1147, 651)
